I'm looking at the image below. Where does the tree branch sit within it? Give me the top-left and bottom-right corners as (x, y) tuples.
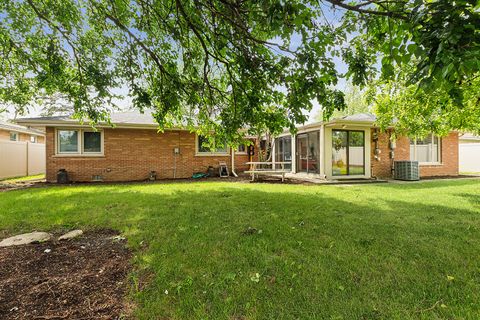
(323, 0), (408, 20)
(99, 9), (170, 77)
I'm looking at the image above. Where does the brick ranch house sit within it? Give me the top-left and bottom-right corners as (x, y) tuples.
(16, 112), (254, 182)
(16, 112), (458, 182)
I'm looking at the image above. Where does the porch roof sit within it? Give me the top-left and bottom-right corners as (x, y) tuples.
(288, 112), (377, 133)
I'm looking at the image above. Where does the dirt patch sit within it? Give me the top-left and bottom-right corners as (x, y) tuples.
(0, 180), (46, 192)
(0, 230), (133, 320)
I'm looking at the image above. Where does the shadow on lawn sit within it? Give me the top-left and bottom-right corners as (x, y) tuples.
(3, 182), (479, 233)
(2, 183), (480, 319)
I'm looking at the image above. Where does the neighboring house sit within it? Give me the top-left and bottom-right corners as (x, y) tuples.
(459, 133), (480, 173)
(15, 112), (459, 183)
(273, 113), (458, 180)
(0, 121), (45, 143)
(0, 121), (46, 179)
(15, 113), (253, 182)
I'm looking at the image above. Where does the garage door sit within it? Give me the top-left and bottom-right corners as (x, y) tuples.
(459, 143), (480, 173)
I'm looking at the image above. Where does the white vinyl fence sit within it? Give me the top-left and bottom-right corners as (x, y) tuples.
(459, 143), (480, 173)
(0, 140), (45, 179)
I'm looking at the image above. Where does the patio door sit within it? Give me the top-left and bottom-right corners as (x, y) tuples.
(296, 132), (319, 174)
(331, 130), (365, 176)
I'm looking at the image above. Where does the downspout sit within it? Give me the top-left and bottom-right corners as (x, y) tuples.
(272, 139), (276, 170)
(231, 148), (238, 177)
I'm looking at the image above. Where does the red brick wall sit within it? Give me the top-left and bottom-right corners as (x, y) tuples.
(371, 129), (459, 178)
(45, 127), (252, 182)
(418, 132), (459, 177)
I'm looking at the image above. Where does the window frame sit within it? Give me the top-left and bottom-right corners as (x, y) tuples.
(195, 134), (229, 156)
(410, 134), (441, 165)
(9, 132), (18, 141)
(55, 128), (104, 156)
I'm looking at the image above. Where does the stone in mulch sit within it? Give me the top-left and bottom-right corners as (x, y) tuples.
(0, 232), (51, 247)
(58, 229), (83, 240)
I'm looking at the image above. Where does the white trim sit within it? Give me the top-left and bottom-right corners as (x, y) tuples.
(16, 120), (189, 131)
(419, 162), (443, 166)
(55, 128), (104, 156)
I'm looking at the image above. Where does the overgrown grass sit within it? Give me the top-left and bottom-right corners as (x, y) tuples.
(1, 179), (480, 319)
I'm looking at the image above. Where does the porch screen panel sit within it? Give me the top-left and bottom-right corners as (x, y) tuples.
(307, 132), (320, 174)
(276, 136), (292, 170)
(332, 130), (348, 176)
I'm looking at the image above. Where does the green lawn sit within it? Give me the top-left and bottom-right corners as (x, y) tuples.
(0, 174), (45, 183)
(1, 179), (480, 319)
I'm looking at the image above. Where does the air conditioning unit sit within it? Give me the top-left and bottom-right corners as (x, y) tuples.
(394, 161), (420, 181)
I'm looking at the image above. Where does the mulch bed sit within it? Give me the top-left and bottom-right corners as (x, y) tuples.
(0, 230), (133, 320)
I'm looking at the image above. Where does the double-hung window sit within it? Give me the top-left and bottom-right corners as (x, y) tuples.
(410, 134), (441, 164)
(57, 129), (103, 155)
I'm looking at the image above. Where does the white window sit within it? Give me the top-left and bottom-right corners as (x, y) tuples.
(30, 135), (37, 143)
(57, 129), (103, 155)
(9, 132), (18, 141)
(410, 134), (441, 164)
(196, 135), (228, 155)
